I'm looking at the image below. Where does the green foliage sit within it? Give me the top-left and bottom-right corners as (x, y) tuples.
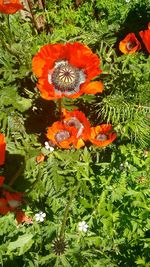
(0, 144), (150, 266)
(0, 0), (150, 266)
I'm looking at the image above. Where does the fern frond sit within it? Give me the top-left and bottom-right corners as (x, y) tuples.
(95, 95), (150, 147)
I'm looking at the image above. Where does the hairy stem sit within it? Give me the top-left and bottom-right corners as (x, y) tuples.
(7, 15), (11, 35)
(8, 163), (25, 186)
(59, 182), (80, 239)
(58, 99), (63, 121)
(6, 14), (14, 43)
(26, 0), (39, 32)
(38, 0), (45, 9)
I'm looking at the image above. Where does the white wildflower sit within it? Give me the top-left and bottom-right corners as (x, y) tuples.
(45, 141), (54, 152)
(35, 211), (46, 222)
(125, 161), (130, 168)
(120, 163), (124, 170)
(78, 221), (88, 232)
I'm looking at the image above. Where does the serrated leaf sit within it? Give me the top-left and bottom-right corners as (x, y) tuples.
(7, 234), (34, 255)
(15, 98), (32, 112)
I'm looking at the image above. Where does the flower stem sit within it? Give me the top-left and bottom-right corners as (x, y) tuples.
(38, 0), (45, 9)
(8, 162), (25, 186)
(26, 0), (39, 33)
(59, 182), (80, 239)
(7, 15), (11, 33)
(58, 98), (63, 121)
(6, 14), (13, 42)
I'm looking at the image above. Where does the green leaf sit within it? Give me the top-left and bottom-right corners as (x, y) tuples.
(7, 234), (34, 255)
(60, 255), (71, 267)
(15, 98), (32, 112)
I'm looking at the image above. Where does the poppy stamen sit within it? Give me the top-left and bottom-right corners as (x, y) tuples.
(96, 133), (108, 141)
(65, 117), (84, 137)
(126, 41), (136, 51)
(50, 61), (86, 94)
(55, 130), (70, 143)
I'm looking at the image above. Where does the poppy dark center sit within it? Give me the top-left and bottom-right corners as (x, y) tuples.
(96, 133), (107, 141)
(55, 130), (70, 143)
(126, 41), (136, 50)
(66, 117), (82, 129)
(65, 117), (84, 137)
(52, 63), (80, 92)
(8, 200), (21, 208)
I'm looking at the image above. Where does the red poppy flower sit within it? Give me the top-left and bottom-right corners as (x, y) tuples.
(0, 0), (24, 14)
(139, 23), (150, 53)
(46, 121), (78, 149)
(4, 191), (24, 210)
(119, 33), (141, 54)
(0, 176), (5, 187)
(0, 133), (6, 166)
(88, 124), (117, 147)
(15, 210), (33, 224)
(62, 108), (91, 149)
(0, 198), (10, 215)
(32, 42), (103, 100)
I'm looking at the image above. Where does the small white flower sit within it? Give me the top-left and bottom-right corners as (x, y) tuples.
(78, 221), (88, 232)
(120, 163), (124, 170)
(143, 150), (148, 158)
(45, 141), (54, 152)
(125, 161), (130, 168)
(35, 211), (46, 222)
(32, 106), (38, 112)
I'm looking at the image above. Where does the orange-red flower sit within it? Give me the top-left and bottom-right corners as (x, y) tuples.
(62, 108), (90, 149)
(139, 23), (150, 53)
(15, 210), (33, 224)
(46, 121), (78, 149)
(0, 133), (6, 166)
(88, 124), (117, 147)
(4, 191), (24, 210)
(119, 33), (141, 54)
(0, 0), (24, 14)
(32, 42), (103, 100)
(0, 198), (10, 215)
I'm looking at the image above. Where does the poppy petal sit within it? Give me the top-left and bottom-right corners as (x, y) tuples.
(66, 42), (102, 80)
(139, 29), (150, 53)
(37, 78), (57, 100)
(82, 81), (103, 94)
(119, 33), (141, 54)
(74, 138), (85, 149)
(15, 210), (33, 224)
(32, 44), (67, 78)
(0, 0), (24, 14)
(0, 133), (6, 166)
(0, 198), (10, 215)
